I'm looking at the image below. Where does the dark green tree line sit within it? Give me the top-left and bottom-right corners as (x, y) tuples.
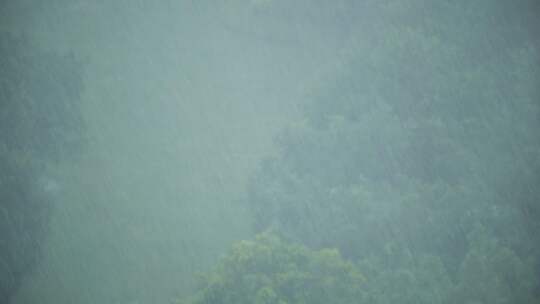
(185, 1), (540, 303)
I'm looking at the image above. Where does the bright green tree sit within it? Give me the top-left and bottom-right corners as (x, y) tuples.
(180, 232), (367, 304)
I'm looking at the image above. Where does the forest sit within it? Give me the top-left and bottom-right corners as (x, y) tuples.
(1, 1), (539, 304)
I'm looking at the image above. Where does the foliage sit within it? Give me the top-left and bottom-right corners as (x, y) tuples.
(454, 225), (538, 304)
(245, 0), (540, 303)
(180, 232), (367, 304)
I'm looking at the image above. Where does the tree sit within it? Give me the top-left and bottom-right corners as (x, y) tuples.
(179, 232), (367, 304)
(247, 0), (540, 302)
(0, 32), (84, 303)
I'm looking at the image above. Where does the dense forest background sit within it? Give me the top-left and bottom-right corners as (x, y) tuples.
(1, 1), (539, 304)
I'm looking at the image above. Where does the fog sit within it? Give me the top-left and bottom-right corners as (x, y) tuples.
(1, 1), (539, 304)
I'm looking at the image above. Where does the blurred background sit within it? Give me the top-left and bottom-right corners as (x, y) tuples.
(1, 1), (539, 304)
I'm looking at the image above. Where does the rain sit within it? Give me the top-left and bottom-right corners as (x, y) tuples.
(1, 1), (539, 304)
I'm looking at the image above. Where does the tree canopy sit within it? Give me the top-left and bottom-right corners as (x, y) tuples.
(188, 1), (540, 303)
(181, 232), (367, 304)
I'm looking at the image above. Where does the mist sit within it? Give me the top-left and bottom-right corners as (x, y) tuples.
(1, 1), (539, 304)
